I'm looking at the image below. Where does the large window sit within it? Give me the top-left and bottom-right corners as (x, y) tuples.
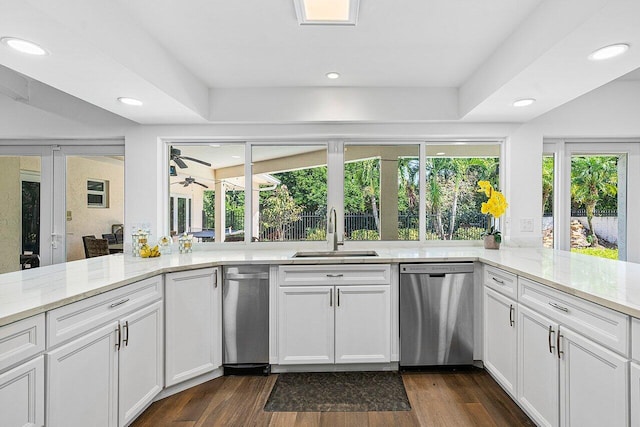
(343, 144), (419, 241)
(166, 140), (502, 245)
(252, 145), (327, 242)
(425, 144), (500, 241)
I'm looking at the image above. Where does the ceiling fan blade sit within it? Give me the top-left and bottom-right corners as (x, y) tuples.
(181, 156), (212, 167)
(195, 181), (209, 188)
(173, 157), (188, 169)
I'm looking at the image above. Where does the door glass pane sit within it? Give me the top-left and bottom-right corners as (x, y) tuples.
(542, 155), (554, 248)
(570, 155), (621, 259)
(252, 145), (327, 242)
(425, 144), (500, 241)
(0, 156), (41, 273)
(344, 145), (419, 241)
(66, 156), (124, 261)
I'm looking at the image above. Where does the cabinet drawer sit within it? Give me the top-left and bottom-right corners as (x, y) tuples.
(279, 264), (391, 286)
(633, 318), (640, 362)
(47, 275), (163, 348)
(518, 277), (629, 355)
(0, 314), (45, 373)
(484, 265), (517, 299)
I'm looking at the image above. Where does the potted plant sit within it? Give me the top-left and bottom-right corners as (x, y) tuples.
(477, 181), (508, 249)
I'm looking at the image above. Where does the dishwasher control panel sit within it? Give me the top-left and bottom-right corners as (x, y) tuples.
(400, 262), (474, 275)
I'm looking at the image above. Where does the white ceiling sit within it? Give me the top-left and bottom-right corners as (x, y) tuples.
(1, 0), (639, 124)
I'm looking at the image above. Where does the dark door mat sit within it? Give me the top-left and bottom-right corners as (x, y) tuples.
(264, 371), (411, 412)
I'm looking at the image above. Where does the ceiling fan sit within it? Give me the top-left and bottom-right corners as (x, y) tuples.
(171, 176), (209, 188)
(170, 147), (212, 169)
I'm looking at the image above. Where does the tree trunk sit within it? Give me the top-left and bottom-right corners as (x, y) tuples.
(370, 195), (381, 235)
(449, 179), (460, 240)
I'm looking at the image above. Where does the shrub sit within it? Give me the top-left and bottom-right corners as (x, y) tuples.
(349, 229), (379, 240)
(306, 228), (326, 241)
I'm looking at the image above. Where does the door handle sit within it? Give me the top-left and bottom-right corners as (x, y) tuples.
(548, 326), (555, 354)
(337, 288), (340, 307)
(509, 304), (514, 327)
(115, 323), (122, 351)
(557, 331), (564, 359)
(330, 289), (333, 307)
(123, 321), (129, 347)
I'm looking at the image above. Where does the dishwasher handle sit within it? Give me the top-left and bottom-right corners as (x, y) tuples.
(225, 272), (269, 280)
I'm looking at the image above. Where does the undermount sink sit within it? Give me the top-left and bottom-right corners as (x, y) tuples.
(292, 250), (379, 258)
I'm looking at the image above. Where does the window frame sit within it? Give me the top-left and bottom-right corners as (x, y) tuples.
(87, 178), (109, 208)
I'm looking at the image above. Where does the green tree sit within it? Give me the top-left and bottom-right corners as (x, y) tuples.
(542, 157), (554, 214)
(261, 185), (304, 241)
(571, 156), (618, 245)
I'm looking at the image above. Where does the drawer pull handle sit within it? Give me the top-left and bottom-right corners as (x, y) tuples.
(326, 274), (344, 278)
(109, 298), (130, 308)
(509, 304), (514, 327)
(549, 302), (569, 312)
(492, 277), (505, 285)
(115, 323), (122, 351)
(548, 326), (555, 353)
(123, 321), (129, 347)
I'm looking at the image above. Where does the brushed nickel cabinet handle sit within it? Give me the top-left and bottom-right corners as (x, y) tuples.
(549, 302), (569, 312)
(492, 277), (505, 285)
(337, 288), (341, 307)
(115, 323), (121, 351)
(109, 298), (129, 308)
(548, 326), (555, 354)
(123, 321), (129, 347)
(326, 274), (344, 278)
(509, 304), (515, 327)
(330, 289), (333, 307)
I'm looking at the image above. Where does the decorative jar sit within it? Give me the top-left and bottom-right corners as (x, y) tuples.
(132, 229), (149, 257)
(178, 233), (192, 254)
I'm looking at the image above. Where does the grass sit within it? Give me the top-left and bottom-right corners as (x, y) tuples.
(571, 247), (619, 260)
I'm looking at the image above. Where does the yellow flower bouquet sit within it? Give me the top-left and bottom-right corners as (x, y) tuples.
(477, 180), (508, 245)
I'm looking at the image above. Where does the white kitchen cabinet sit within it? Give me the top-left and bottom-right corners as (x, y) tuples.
(559, 327), (628, 427)
(517, 304), (559, 427)
(118, 301), (163, 426)
(47, 278), (164, 427)
(165, 268), (220, 386)
(516, 276), (629, 427)
(631, 362), (640, 427)
(483, 286), (517, 397)
(47, 322), (119, 427)
(335, 285), (390, 364)
(0, 355), (44, 427)
(278, 286), (335, 364)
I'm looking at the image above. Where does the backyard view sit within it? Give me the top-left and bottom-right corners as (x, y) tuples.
(543, 155), (621, 259)
(195, 145), (502, 242)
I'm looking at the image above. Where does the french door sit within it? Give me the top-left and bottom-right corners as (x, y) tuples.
(0, 142), (124, 273)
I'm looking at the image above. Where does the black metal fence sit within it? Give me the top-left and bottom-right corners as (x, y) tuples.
(203, 210), (489, 241)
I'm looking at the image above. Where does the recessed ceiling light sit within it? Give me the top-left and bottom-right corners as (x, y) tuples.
(209, 144), (221, 147)
(326, 72), (340, 79)
(588, 43), (629, 61)
(294, 0), (359, 25)
(513, 98), (536, 107)
(231, 155), (241, 159)
(117, 97), (143, 106)
(1, 37), (47, 56)
(436, 152), (446, 156)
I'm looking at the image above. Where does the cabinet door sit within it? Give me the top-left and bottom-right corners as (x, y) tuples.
(0, 355), (44, 427)
(631, 362), (640, 427)
(335, 285), (390, 364)
(483, 287), (517, 396)
(278, 286), (334, 365)
(47, 322), (119, 427)
(165, 268), (218, 387)
(517, 305), (559, 427)
(559, 327), (628, 427)
(119, 301), (164, 426)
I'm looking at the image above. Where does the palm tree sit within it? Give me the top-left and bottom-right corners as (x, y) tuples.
(426, 158), (445, 239)
(353, 159), (381, 235)
(571, 156), (618, 246)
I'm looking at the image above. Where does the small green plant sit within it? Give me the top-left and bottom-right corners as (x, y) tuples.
(306, 228), (326, 241)
(571, 247), (618, 260)
(398, 228), (419, 240)
(349, 229), (380, 240)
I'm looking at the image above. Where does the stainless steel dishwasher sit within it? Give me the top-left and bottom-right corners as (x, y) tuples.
(223, 265), (270, 375)
(400, 263), (474, 367)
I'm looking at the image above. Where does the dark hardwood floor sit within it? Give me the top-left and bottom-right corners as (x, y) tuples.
(132, 369), (534, 427)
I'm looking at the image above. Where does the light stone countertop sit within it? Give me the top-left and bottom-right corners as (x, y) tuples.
(1, 246), (640, 327)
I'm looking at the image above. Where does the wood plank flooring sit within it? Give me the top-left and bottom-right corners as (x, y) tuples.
(132, 369), (534, 427)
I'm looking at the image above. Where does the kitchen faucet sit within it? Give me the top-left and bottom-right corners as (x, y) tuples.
(328, 207), (344, 252)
